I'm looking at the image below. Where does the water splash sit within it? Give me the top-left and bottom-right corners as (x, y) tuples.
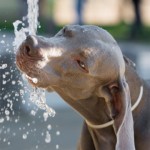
(22, 133), (28, 140)
(27, 0), (39, 35)
(0, 0), (58, 148)
(0, 64), (7, 69)
(13, 20), (27, 50)
(0, 118), (4, 123)
(30, 88), (55, 117)
(13, 0), (39, 50)
(13, 0), (55, 117)
(45, 131), (51, 143)
(56, 144), (60, 149)
(25, 74), (38, 84)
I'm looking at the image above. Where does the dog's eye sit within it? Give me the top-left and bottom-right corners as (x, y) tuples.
(77, 60), (85, 68)
(76, 60), (88, 72)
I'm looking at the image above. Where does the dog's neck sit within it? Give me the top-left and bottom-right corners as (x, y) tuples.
(54, 63), (143, 127)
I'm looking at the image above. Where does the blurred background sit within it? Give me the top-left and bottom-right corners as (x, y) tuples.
(0, 0), (150, 150)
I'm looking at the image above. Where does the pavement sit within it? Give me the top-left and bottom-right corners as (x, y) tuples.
(0, 31), (150, 150)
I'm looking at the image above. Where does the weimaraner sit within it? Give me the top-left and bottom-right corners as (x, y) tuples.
(16, 25), (150, 150)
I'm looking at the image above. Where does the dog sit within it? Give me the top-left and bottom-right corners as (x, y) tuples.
(16, 25), (150, 150)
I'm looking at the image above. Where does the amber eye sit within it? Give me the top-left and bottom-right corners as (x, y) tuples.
(76, 60), (88, 72)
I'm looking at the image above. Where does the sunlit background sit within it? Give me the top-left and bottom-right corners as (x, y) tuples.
(0, 0), (150, 150)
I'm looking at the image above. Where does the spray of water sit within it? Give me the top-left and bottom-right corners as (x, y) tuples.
(13, 0), (39, 50)
(13, 0), (56, 117)
(27, 0), (39, 35)
(0, 0), (58, 147)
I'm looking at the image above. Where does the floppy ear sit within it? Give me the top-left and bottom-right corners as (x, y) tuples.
(110, 77), (135, 150)
(97, 76), (135, 150)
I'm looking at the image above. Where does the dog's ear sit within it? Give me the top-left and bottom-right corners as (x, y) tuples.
(109, 77), (135, 150)
(97, 76), (135, 150)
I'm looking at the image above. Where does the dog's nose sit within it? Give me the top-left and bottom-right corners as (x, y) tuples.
(23, 35), (38, 56)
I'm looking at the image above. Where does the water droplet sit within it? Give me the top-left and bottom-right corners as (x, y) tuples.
(20, 89), (24, 96)
(56, 131), (60, 136)
(30, 110), (36, 116)
(0, 64), (7, 69)
(15, 119), (19, 123)
(35, 145), (39, 149)
(3, 138), (6, 142)
(15, 93), (19, 97)
(2, 74), (6, 78)
(22, 134), (27, 139)
(56, 144), (59, 149)
(5, 72), (9, 75)
(45, 131), (51, 143)
(13, 132), (16, 136)
(22, 100), (26, 104)
(47, 124), (52, 130)
(3, 95), (7, 99)
(0, 40), (5, 44)
(32, 78), (38, 83)
(12, 81), (16, 85)
(0, 118), (4, 123)
(7, 128), (10, 133)
(6, 116), (10, 121)
(2, 80), (6, 85)
(43, 112), (48, 122)
(5, 110), (10, 116)
(41, 132), (44, 136)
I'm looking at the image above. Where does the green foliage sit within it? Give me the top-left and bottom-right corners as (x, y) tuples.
(102, 22), (130, 40)
(101, 22), (150, 42)
(0, 21), (14, 31)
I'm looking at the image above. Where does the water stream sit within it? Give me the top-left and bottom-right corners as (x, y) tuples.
(13, 0), (55, 117)
(0, 0), (58, 149)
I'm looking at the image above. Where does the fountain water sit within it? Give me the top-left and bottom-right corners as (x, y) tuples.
(0, 0), (59, 149)
(13, 0), (39, 50)
(13, 0), (55, 117)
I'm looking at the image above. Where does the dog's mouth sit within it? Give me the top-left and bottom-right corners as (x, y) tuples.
(16, 37), (63, 90)
(17, 62), (51, 88)
(18, 64), (44, 88)
(16, 44), (49, 88)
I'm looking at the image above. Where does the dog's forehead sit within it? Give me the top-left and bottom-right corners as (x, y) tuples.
(44, 25), (122, 65)
(63, 25), (116, 44)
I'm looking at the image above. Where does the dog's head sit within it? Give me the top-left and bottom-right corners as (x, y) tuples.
(16, 25), (124, 100)
(16, 25), (135, 149)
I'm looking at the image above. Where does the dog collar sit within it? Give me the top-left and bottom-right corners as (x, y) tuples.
(86, 86), (143, 129)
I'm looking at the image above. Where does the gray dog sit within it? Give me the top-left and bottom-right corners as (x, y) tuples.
(16, 25), (150, 150)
